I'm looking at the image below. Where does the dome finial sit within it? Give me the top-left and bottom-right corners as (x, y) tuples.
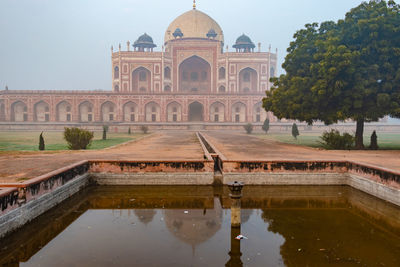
(193, 0), (196, 9)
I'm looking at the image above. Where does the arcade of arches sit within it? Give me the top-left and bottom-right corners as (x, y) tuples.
(1, 5), (279, 126)
(5, 99), (270, 123)
(132, 67), (151, 93)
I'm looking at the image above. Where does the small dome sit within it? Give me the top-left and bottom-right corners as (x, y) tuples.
(206, 29), (217, 38)
(133, 33), (156, 48)
(233, 34), (255, 49)
(173, 28), (184, 38)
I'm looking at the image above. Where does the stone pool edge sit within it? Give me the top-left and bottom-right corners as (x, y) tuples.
(0, 158), (399, 238)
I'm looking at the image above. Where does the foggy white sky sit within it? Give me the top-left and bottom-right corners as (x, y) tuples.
(0, 0), (368, 91)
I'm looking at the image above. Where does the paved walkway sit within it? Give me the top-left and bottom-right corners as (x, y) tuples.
(0, 131), (204, 183)
(1, 130), (399, 183)
(205, 131), (400, 172)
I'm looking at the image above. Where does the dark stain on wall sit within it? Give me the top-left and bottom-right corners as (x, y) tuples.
(349, 163), (400, 183)
(239, 162), (268, 171)
(0, 190), (19, 211)
(27, 162), (90, 196)
(101, 161), (206, 171)
(165, 162), (205, 170)
(270, 162), (310, 171)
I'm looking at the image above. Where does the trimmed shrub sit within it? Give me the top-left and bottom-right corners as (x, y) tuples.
(64, 127), (94, 150)
(319, 129), (354, 150)
(39, 132), (45, 151)
(102, 125), (109, 140)
(292, 123), (299, 139)
(141, 125), (149, 134)
(244, 123), (253, 134)
(370, 130), (379, 150)
(262, 118), (270, 134)
(128, 127), (131, 135)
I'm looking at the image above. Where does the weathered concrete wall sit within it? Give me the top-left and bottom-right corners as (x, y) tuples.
(223, 173), (348, 185)
(347, 163), (400, 190)
(93, 173), (214, 185)
(89, 160), (214, 174)
(89, 160), (214, 185)
(348, 174), (400, 207)
(222, 161), (348, 174)
(0, 188), (19, 215)
(0, 173), (90, 238)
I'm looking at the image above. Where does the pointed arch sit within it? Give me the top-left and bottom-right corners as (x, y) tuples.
(145, 101), (161, 122)
(253, 102), (266, 123)
(79, 101), (94, 122)
(239, 67), (258, 93)
(101, 101), (117, 122)
(123, 101), (138, 122)
(210, 102), (225, 122)
(34, 100), (50, 122)
(188, 101), (204, 122)
(11, 101), (28, 122)
(56, 100), (72, 122)
(0, 101), (5, 121)
(166, 101), (182, 122)
(231, 102), (247, 122)
(132, 67), (151, 92)
(164, 66), (171, 79)
(179, 55), (211, 93)
(114, 66), (119, 79)
(219, 67), (226, 80)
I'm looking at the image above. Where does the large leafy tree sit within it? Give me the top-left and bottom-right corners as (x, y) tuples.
(264, 0), (400, 149)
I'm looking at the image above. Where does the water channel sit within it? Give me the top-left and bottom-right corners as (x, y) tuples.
(1, 185), (399, 266)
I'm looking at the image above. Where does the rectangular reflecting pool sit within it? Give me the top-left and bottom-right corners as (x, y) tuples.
(1, 185), (400, 266)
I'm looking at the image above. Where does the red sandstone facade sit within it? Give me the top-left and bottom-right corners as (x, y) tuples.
(0, 6), (278, 126)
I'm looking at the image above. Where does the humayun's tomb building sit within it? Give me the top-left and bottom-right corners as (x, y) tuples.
(0, 2), (278, 129)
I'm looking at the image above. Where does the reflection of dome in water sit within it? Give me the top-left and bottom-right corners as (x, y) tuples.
(164, 198), (222, 246)
(134, 209), (156, 225)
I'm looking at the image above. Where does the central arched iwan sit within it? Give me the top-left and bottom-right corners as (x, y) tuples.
(179, 56), (211, 93)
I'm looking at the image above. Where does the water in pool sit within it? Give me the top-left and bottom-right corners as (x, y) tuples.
(1, 186), (399, 266)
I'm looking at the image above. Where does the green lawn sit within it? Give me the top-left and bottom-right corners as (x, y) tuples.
(0, 131), (144, 151)
(255, 132), (400, 150)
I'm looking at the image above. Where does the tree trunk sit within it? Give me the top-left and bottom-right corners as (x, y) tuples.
(355, 118), (365, 149)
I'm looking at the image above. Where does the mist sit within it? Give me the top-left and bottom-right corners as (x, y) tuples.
(0, 0), (367, 90)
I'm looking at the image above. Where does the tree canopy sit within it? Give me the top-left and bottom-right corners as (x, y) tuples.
(263, 0), (400, 149)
